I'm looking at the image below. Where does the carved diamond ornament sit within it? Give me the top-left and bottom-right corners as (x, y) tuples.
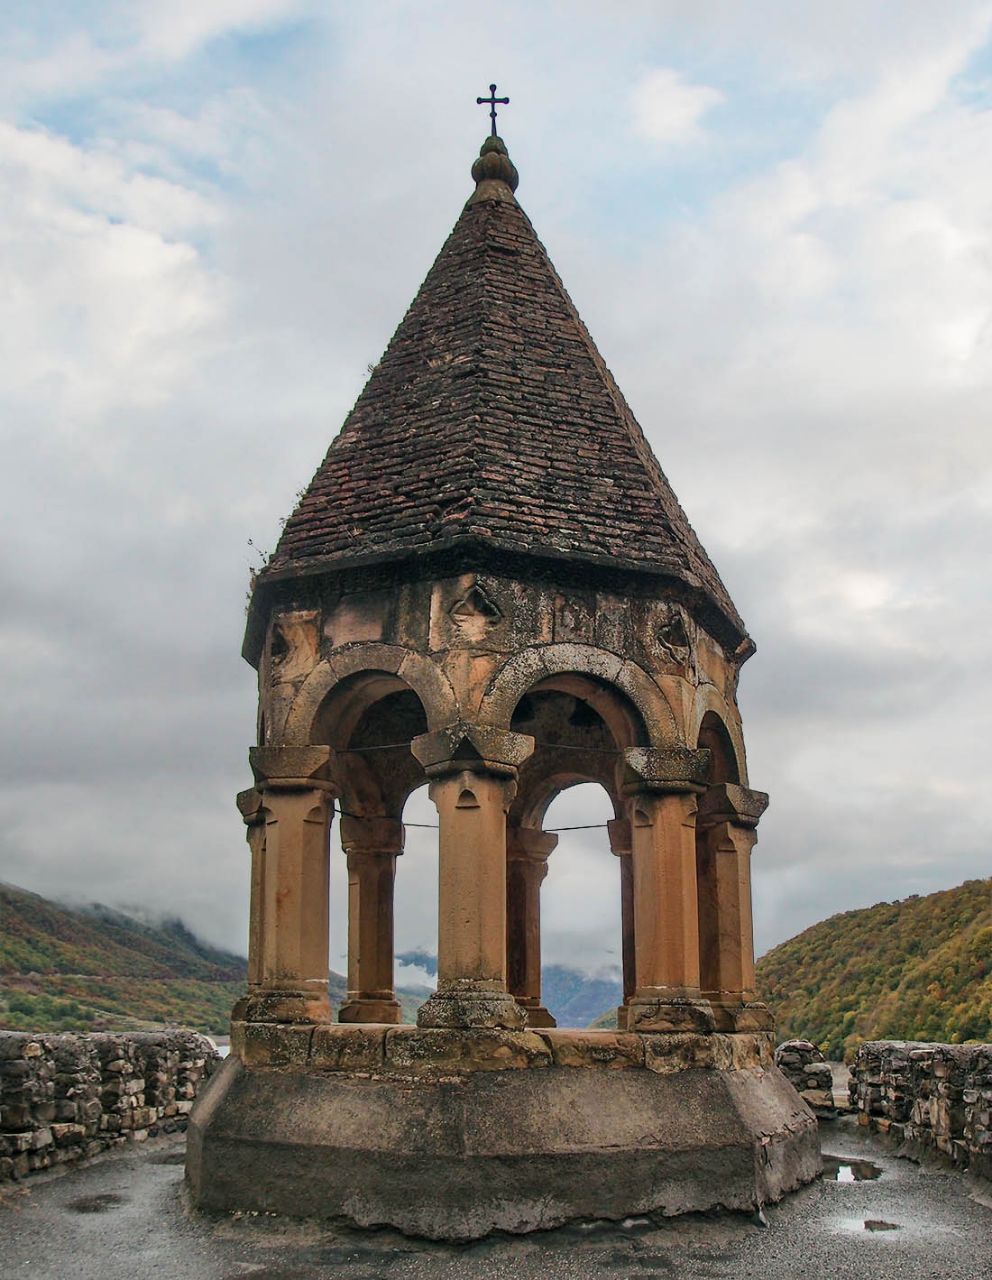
(449, 583), (502, 624)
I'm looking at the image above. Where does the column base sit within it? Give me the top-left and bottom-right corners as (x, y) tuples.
(626, 990), (715, 1034)
(417, 983), (526, 1030)
(233, 989), (332, 1026)
(516, 1001), (557, 1029)
(338, 997), (402, 1025)
(704, 995), (775, 1033)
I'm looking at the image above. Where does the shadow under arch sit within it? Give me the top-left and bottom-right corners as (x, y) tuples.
(697, 709), (741, 787)
(689, 686), (747, 787)
(283, 645), (459, 746)
(478, 644), (680, 746)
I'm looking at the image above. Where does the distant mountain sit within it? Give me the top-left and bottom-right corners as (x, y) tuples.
(1, 882), (246, 981)
(0, 881), (248, 1035)
(756, 877), (992, 1059)
(397, 951), (621, 1028)
(0, 882), (428, 1034)
(541, 966), (621, 1028)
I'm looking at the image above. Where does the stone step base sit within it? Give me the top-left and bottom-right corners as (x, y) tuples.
(187, 1051), (820, 1239)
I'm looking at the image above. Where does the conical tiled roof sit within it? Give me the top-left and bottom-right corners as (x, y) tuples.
(257, 137), (748, 650)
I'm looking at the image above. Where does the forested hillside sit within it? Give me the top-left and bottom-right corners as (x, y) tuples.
(0, 882), (426, 1033)
(0, 881), (249, 1034)
(756, 878), (992, 1059)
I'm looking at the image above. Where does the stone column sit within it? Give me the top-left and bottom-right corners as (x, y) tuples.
(411, 722), (534, 1029)
(607, 817), (635, 1029)
(237, 787), (266, 989)
(338, 815), (404, 1025)
(696, 782), (772, 1031)
(237, 746), (335, 1025)
(623, 746), (714, 1033)
(507, 826), (558, 1028)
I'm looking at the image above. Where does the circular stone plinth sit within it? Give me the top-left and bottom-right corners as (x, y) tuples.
(186, 1026), (820, 1240)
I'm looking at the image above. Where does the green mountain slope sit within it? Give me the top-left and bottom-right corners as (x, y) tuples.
(0, 882), (245, 981)
(0, 882), (427, 1034)
(756, 877), (992, 1059)
(0, 881), (248, 1035)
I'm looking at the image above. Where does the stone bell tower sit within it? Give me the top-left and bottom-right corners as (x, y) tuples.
(187, 122), (820, 1237)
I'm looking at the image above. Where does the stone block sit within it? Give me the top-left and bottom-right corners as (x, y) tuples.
(50, 1123), (86, 1146)
(644, 1034), (720, 1075)
(544, 1031), (645, 1069)
(238, 1023), (314, 1069)
(384, 1028), (552, 1073)
(310, 1025), (387, 1072)
(628, 998), (715, 1035)
(730, 1033), (773, 1070)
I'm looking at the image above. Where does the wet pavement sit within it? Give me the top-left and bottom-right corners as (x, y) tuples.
(1, 1118), (990, 1279)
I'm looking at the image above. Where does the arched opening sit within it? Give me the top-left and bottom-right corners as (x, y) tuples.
(697, 710), (740, 786)
(696, 710), (742, 1011)
(538, 784), (623, 1027)
(505, 675), (642, 1030)
(393, 782), (439, 1021)
(313, 670), (429, 1024)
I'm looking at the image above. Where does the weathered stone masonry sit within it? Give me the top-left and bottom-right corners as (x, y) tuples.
(850, 1040), (992, 1181)
(0, 1030), (218, 1182)
(774, 1039), (836, 1115)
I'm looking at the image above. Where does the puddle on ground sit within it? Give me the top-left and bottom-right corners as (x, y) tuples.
(67, 1192), (128, 1214)
(821, 1155), (883, 1182)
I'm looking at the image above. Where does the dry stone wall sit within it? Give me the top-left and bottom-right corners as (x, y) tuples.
(0, 1030), (218, 1181)
(774, 1040), (836, 1113)
(850, 1040), (992, 1180)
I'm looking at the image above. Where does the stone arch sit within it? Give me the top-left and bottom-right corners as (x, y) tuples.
(283, 644), (458, 745)
(280, 649), (455, 1029)
(689, 685), (747, 786)
(478, 644), (678, 746)
(512, 767), (622, 832)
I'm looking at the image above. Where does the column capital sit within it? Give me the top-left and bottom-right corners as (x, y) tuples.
(622, 746), (710, 794)
(236, 787), (265, 826)
(249, 745), (335, 792)
(506, 826), (558, 862)
(630, 789), (698, 826)
(411, 721), (534, 779)
(697, 782), (769, 830)
(607, 817), (631, 857)
(339, 814), (405, 857)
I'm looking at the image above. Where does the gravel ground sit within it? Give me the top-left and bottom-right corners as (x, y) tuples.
(2, 1118), (990, 1279)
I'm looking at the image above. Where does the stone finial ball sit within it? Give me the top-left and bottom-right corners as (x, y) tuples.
(471, 136), (519, 191)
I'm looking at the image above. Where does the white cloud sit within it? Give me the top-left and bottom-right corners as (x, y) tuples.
(0, 120), (223, 431)
(629, 67), (723, 145)
(0, 1), (990, 978)
(129, 0), (310, 62)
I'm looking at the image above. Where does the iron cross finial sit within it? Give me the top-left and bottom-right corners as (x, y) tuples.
(476, 83), (509, 137)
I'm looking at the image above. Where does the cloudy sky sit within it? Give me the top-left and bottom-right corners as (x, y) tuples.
(2, 2), (990, 984)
